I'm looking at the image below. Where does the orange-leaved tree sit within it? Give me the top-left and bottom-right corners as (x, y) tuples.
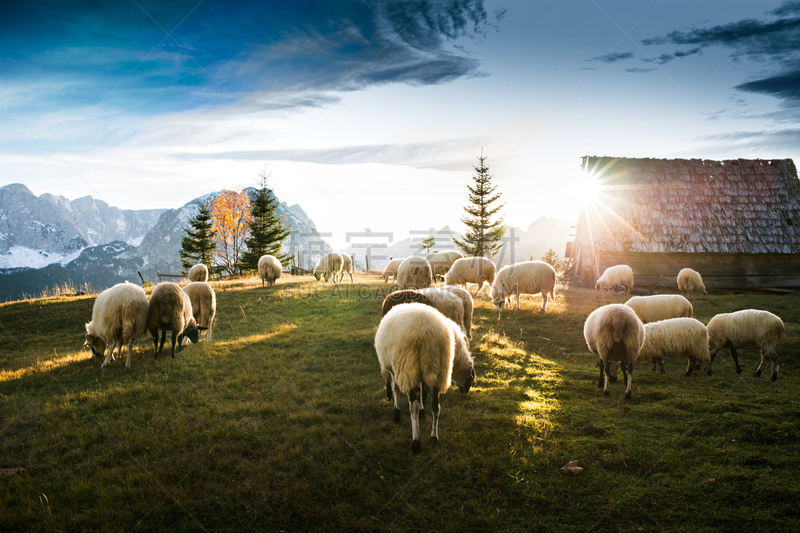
(211, 190), (252, 276)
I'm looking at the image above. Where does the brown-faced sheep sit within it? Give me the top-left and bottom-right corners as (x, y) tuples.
(490, 260), (556, 314)
(444, 257), (496, 296)
(625, 294), (693, 323)
(258, 255), (282, 287)
(595, 265), (634, 293)
(313, 252), (343, 283)
(147, 282), (203, 359)
(182, 282), (216, 342)
(639, 317), (710, 376)
(583, 303), (646, 399)
(396, 256), (433, 290)
(187, 264), (208, 283)
(375, 303), (475, 452)
(84, 282), (149, 368)
(707, 309), (786, 381)
(677, 268), (707, 298)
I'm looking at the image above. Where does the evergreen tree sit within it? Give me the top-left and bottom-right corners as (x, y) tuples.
(179, 201), (216, 272)
(419, 236), (436, 253)
(452, 152), (506, 257)
(239, 172), (292, 271)
(541, 248), (564, 273)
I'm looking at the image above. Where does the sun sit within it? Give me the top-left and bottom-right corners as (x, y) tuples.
(574, 170), (605, 209)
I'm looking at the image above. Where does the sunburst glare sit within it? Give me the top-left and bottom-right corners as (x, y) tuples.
(574, 170), (605, 208)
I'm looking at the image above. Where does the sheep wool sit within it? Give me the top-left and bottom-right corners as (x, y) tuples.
(313, 252), (343, 283)
(416, 287), (471, 340)
(382, 258), (404, 282)
(381, 290), (434, 316)
(187, 264), (208, 283)
(375, 303), (475, 452)
(677, 268), (707, 298)
(396, 256), (433, 290)
(639, 317), (710, 376)
(490, 260), (556, 313)
(583, 303), (645, 399)
(257, 255), (282, 287)
(428, 250), (461, 281)
(85, 281), (149, 368)
(625, 294), (693, 324)
(147, 282), (202, 359)
(707, 309), (786, 381)
(444, 257), (496, 296)
(182, 282), (216, 342)
(595, 265), (634, 293)
(338, 253), (354, 283)
(440, 285), (474, 340)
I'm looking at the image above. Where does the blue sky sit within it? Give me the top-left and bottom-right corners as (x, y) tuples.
(2, 0), (800, 248)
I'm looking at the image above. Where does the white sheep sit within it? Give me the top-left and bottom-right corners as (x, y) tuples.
(375, 303), (475, 452)
(416, 287), (472, 340)
(677, 268), (707, 298)
(147, 282), (203, 359)
(84, 281), (149, 368)
(490, 260), (556, 313)
(396, 256), (433, 290)
(257, 255), (282, 287)
(625, 294), (693, 323)
(444, 257), (496, 296)
(182, 282), (216, 342)
(338, 252), (354, 283)
(440, 284), (474, 340)
(313, 252), (343, 283)
(595, 265), (634, 293)
(187, 264), (208, 283)
(383, 258), (404, 282)
(428, 250), (462, 281)
(707, 309), (786, 381)
(583, 303), (645, 398)
(638, 318), (710, 376)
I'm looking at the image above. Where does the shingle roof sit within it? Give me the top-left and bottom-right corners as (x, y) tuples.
(575, 157), (800, 254)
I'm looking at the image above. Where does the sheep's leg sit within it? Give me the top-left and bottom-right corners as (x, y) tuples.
(771, 355), (780, 382)
(408, 389), (422, 453)
(472, 283), (483, 297)
(125, 339), (134, 368)
(597, 359), (605, 388)
(540, 292), (548, 313)
(392, 382), (401, 423)
(157, 330), (167, 358)
(730, 347), (742, 375)
(623, 362), (634, 399)
(101, 341), (115, 368)
(685, 356), (695, 377)
(429, 386), (440, 445)
(754, 350), (769, 379)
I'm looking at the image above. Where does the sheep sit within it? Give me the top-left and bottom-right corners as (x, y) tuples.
(382, 258), (404, 282)
(677, 268), (707, 298)
(440, 284), (474, 340)
(381, 288), (470, 339)
(583, 303), (645, 399)
(338, 252), (354, 283)
(444, 257), (496, 296)
(381, 290), (435, 316)
(490, 260), (556, 314)
(182, 282), (216, 342)
(257, 255), (282, 287)
(595, 265), (634, 293)
(147, 282), (203, 359)
(187, 264), (208, 283)
(396, 256), (433, 290)
(638, 318), (710, 376)
(707, 309), (786, 381)
(428, 250), (462, 281)
(84, 281), (149, 368)
(375, 303), (475, 452)
(625, 294), (693, 324)
(313, 252), (343, 283)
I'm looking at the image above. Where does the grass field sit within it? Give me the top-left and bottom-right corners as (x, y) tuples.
(2, 274), (800, 532)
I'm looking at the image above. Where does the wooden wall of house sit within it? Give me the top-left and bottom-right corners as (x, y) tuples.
(592, 252), (800, 293)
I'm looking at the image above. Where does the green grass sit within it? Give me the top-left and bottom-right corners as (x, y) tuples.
(2, 275), (800, 532)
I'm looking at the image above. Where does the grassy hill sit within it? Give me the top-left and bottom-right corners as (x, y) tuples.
(1, 275), (799, 532)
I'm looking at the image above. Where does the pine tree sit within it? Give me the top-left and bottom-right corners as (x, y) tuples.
(452, 151), (506, 257)
(238, 172), (292, 271)
(179, 201), (216, 272)
(419, 236), (436, 253)
(541, 248), (564, 273)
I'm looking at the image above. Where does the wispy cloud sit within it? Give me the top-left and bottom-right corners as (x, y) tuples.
(587, 51), (634, 64)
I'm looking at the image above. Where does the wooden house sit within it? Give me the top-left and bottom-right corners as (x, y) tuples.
(567, 156), (800, 293)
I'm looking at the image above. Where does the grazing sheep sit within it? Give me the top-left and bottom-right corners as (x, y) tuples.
(182, 282), (216, 342)
(639, 318), (710, 376)
(677, 268), (707, 298)
(383, 258), (404, 282)
(707, 309), (786, 381)
(595, 265), (634, 293)
(84, 282), (149, 368)
(625, 294), (693, 323)
(583, 303), (645, 399)
(396, 256), (433, 290)
(429, 250), (462, 281)
(147, 282), (203, 359)
(257, 255), (282, 287)
(440, 285), (474, 340)
(416, 287), (471, 340)
(490, 260), (556, 313)
(187, 264), (208, 283)
(338, 252), (354, 283)
(444, 257), (496, 296)
(313, 252), (343, 283)
(375, 303), (475, 452)
(381, 290), (435, 316)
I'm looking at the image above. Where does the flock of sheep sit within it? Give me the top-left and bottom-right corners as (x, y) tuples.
(586, 265), (787, 399)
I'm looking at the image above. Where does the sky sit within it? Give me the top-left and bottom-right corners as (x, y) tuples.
(3, 0), (800, 249)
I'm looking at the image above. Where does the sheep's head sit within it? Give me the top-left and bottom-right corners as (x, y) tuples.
(452, 333), (475, 393)
(314, 271), (322, 281)
(595, 282), (601, 291)
(177, 320), (206, 351)
(84, 329), (107, 358)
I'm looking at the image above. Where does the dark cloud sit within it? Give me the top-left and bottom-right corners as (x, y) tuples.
(587, 51), (634, 64)
(735, 69), (800, 101)
(625, 67), (656, 74)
